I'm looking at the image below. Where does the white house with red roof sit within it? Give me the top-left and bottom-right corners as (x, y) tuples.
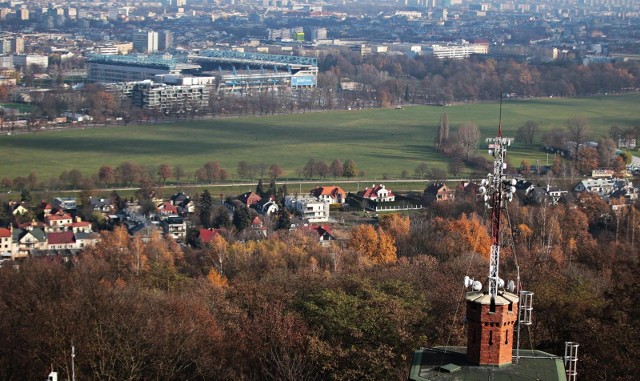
(45, 212), (73, 232)
(0, 227), (14, 259)
(158, 201), (179, 216)
(310, 186), (348, 204)
(359, 184), (395, 202)
(67, 220), (92, 233)
(47, 232), (76, 251)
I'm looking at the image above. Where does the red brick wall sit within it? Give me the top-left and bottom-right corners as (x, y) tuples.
(466, 300), (518, 365)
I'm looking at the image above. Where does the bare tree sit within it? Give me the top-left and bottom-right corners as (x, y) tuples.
(456, 123), (480, 160)
(566, 116), (591, 166)
(516, 120), (540, 146)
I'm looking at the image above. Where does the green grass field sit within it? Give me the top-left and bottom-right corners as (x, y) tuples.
(1, 94), (638, 182)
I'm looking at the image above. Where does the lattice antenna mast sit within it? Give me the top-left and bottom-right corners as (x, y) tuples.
(480, 95), (516, 300)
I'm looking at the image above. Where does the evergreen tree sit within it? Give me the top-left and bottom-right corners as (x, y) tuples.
(212, 206), (231, 229)
(232, 206), (251, 231)
(434, 112), (449, 152)
(199, 190), (214, 228)
(256, 179), (265, 197)
(267, 179), (277, 198)
(274, 208), (291, 230)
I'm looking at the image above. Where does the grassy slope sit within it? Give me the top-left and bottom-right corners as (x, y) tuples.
(1, 94), (638, 181)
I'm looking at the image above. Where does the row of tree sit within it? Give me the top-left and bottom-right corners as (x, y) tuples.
(0, 158), (366, 193)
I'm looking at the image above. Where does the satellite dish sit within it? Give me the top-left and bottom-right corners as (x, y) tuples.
(464, 276), (473, 288)
(510, 178), (517, 186)
(507, 280), (515, 293)
(478, 186), (486, 195)
(472, 281), (483, 292)
(498, 278), (505, 288)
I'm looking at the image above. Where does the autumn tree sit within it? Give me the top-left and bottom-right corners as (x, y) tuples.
(303, 158), (317, 179)
(576, 147), (599, 175)
(314, 160), (330, 179)
(98, 165), (115, 186)
(342, 159), (358, 179)
(348, 224), (397, 264)
(157, 164), (172, 185)
(566, 116), (591, 166)
(330, 159), (343, 178)
(268, 164), (284, 179)
(173, 165), (186, 185)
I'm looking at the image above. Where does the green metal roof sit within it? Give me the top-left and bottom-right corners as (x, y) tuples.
(409, 347), (567, 381)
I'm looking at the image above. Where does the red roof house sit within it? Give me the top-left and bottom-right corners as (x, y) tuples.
(359, 184), (395, 202)
(310, 186), (347, 204)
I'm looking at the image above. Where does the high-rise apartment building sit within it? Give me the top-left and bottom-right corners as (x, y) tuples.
(132, 30), (158, 53)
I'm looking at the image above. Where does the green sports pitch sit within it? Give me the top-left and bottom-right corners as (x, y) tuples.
(1, 94), (638, 182)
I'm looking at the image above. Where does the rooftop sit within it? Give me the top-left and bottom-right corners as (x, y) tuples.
(409, 347), (566, 381)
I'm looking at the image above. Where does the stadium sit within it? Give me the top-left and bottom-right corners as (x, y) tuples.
(87, 50), (318, 94)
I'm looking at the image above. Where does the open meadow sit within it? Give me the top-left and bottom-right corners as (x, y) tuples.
(1, 93), (638, 182)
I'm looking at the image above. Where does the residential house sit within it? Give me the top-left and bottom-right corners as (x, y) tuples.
(47, 231), (76, 251)
(255, 197), (279, 215)
(237, 191), (262, 207)
(45, 212), (73, 232)
(11, 203), (28, 216)
(75, 232), (99, 250)
(171, 192), (194, 213)
(161, 216), (187, 241)
(307, 225), (336, 246)
(158, 201), (179, 216)
(285, 195), (330, 223)
(359, 184), (395, 202)
(310, 186), (347, 204)
(423, 182), (455, 204)
(574, 178), (638, 201)
(198, 228), (225, 246)
(53, 197), (77, 211)
(0, 227), (13, 259)
(251, 216), (268, 237)
(89, 197), (115, 213)
(67, 219), (92, 233)
(12, 227), (47, 257)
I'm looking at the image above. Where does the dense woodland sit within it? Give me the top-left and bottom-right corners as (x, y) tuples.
(0, 192), (638, 380)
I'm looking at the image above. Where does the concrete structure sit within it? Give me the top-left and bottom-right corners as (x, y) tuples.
(133, 30), (159, 53)
(106, 80), (209, 111)
(12, 54), (49, 69)
(86, 54), (198, 83)
(427, 42), (488, 60)
(158, 30), (173, 51)
(285, 195), (330, 223)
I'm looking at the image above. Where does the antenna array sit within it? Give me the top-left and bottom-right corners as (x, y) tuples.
(478, 134), (516, 299)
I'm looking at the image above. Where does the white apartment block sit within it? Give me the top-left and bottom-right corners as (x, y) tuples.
(284, 195), (330, 223)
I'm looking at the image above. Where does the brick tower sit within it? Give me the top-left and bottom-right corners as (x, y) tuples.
(465, 291), (519, 365)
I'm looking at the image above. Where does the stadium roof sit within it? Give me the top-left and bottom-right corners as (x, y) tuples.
(190, 50), (317, 68)
(86, 54), (195, 70)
